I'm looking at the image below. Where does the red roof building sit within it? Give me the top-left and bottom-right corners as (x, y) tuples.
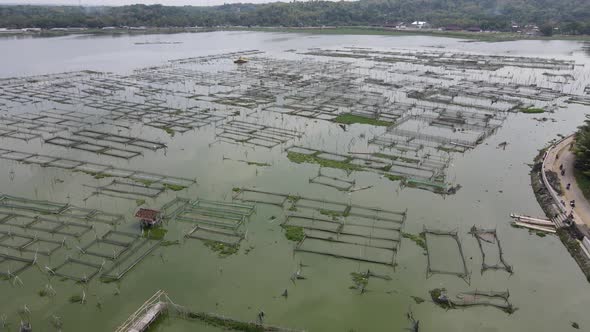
(135, 208), (162, 228)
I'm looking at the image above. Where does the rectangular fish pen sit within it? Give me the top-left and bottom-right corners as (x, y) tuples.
(0, 211), (92, 238)
(162, 197), (255, 249)
(0, 149), (196, 188)
(423, 227), (470, 283)
(469, 226), (513, 274)
(0, 230), (65, 256)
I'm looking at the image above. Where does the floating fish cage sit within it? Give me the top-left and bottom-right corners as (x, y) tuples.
(423, 227), (470, 283)
(469, 226), (513, 274)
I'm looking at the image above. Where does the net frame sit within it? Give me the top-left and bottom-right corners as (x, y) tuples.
(423, 227), (470, 283)
(469, 226), (513, 274)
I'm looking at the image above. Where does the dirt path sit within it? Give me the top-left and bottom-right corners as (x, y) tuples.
(545, 136), (590, 227)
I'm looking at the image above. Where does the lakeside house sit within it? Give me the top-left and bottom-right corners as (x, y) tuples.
(383, 21), (407, 29)
(444, 25), (462, 31)
(411, 21), (430, 29)
(0, 28), (24, 34)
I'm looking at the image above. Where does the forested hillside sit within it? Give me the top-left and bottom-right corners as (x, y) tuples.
(1, 0), (589, 33)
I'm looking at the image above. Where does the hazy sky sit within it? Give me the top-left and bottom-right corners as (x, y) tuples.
(0, 0), (285, 5)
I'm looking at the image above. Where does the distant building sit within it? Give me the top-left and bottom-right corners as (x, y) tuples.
(383, 21), (406, 29)
(0, 28), (24, 34)
(444, 25), (462, 31)
(522, 24), (540, 35)
(135, 208), (162, 228)
(411, 21), (430, 29)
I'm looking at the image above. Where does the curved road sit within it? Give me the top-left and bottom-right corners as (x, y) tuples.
(545, 135), (590, 227)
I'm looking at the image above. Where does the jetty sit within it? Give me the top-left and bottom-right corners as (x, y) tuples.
(510, 214), (556, 233)
(116, 290), (305, 332)
(115, 290), (168, 332)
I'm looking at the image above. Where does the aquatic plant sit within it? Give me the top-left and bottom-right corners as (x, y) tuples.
(402, 232), (427, 251)
(160, 240), (181, 247)
(520, 107), (545, 114)
(162, 127), (175, 137)
(163, 184), (186, 191)
(245, 161), (271, 167)
(334, 114), (393, 127)
(429, 288), (452, 309)
(187, 311), (265, 332)
(411, 296), (425, 304)
(69, 295), (84, 304)
(203, 240), (239, 257)
(287, 151), (363, 172)
(283, 226), (305, 242)
(144, 228), (168, 240)
(385, 174), (404, 182)
(319, 208), (347, 219)
(350, 272), (369, 290)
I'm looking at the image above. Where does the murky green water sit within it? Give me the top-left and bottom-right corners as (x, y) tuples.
(0, 31), (589, 332)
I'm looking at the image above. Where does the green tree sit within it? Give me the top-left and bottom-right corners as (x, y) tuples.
(540, 24), (553, 36)
(574, 115), (590, 175)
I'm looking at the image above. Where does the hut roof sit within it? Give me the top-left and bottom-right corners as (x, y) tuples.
(135, 208), (161, 221)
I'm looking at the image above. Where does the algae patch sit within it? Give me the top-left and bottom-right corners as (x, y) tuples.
(411, 296), (425, 304)
(143, 227), (167, 240)
(283, 225), (305, 242)
(163, 183), (186, 191)
(350, 272), (369, 290)
(69, 295), (85, 304)
(287, 151), (362, 172)
(520, 107), (545, 114)
(402, 232), (427, 251)
(334, 114), (393, 127)
(385, 174), (404, 182)
(162, 126), (175, 137)
(186, 311), (265, 332)
(429, 288), (451, 309)
(204, 240), (239, 257)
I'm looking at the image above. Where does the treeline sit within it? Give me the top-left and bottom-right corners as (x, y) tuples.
(575, 116), (590, 181)
(1, 0), (589, 33)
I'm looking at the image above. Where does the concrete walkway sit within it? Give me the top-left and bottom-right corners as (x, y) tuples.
(544, 135), (590, 228)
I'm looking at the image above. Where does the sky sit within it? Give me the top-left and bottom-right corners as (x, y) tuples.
(0, 0), (285, 5)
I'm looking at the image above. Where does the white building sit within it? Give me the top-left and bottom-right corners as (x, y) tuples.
(411, 21), (431, 29)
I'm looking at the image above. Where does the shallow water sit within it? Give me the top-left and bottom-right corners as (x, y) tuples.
(0, 31), (589, 332)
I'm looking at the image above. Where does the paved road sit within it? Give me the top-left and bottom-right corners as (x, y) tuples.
(545, 136), (590, 227)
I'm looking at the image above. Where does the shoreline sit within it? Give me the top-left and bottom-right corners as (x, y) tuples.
(1, 26), (590, 42)
(531, 138), (590, 281)
(223, 26), (590, 42)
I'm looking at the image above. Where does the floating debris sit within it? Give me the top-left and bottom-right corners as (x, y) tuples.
(430, 288), (516, 314)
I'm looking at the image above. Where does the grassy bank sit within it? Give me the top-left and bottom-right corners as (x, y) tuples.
(4, 26), (590, 42)
(574, 168), (590, 201)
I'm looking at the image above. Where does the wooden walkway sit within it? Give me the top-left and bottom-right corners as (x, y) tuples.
(116, 290), (167, 332)
(510, 214), (558, 233)
(128, 302), (166, 332)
